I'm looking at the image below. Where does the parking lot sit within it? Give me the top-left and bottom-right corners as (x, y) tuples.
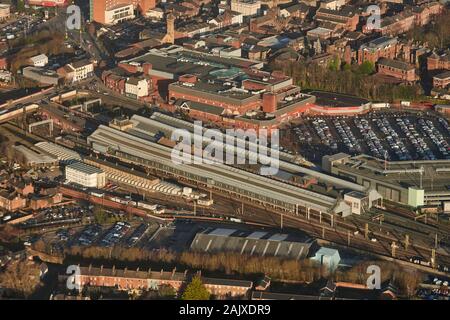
(36, 219), (220, 256)
(63, 219), (159, 249)
(288, 111), (450, 162)
(18, 204), (91, 229)
(0, 15), (43, 43)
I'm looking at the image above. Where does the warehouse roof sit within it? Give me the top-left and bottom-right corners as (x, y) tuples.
(35, 142), (82, 162)
(190, 227), (313, 260)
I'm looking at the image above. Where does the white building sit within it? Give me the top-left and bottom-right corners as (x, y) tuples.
(104, 4), (135, 25)
(310, 247), (341, 272)
(67, 59), (94, 83)
(65, 162), (106, 188)
(145, 7), (164, 20)
(231, 0), (261, 17)
(344, 191), (369, 215)
(219, 47), (242, 58)
(0, 4), (10, 21)
(125, 77), (149, 99)
(29, 54), (49, 67)
(319, 0), (347, 10)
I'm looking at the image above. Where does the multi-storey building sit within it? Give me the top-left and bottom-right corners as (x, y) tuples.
(314, 6), (360, 32)
(0, 190), (26, 212)
(58, 59), (94, 83)
(412, 1), (443, 26)
(433, 71), (450, 89)
(125, 77), (150, 99)
(377, 11), (416, 36)
(230, 0), (261, 17)
(357, 36), (399, 65)
(89, 0), (156, 25)
(65, 162), (106, 188)
(427, 52), (450, 71)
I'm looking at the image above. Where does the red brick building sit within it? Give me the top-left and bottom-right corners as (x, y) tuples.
(90, 0), (156, 25)
(427, 52), (450, 71)
(413, 1), (443, 26)
(62, 265), (253, 298)
(369, 2), (443, 36)
(102, 70), (127, 95)
(30, 193), (63, 210)
(314, 6), (360, 32)
(377, 58), (417, 82)
(377, 11), (416, 36)
(168, 80), (261, 115)
(357, 36), (399, 65)
(0, 189), (26, 211)
(433, 71), (450, 89)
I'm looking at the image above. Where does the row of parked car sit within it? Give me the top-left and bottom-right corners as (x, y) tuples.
(293, 124), (313, 144)
(311, 119), (337, 150)
(396, 117), (435, 160)
(77, 224), (103, 246)
(417, 118), (450, 160)
(126, 223), (148, 247)
(1, 15), (41, 43)
(376, 117), (412, 161)
(100, 222), (131, 247)
(334, 118), (361, 154)
(354, 118), (389, 160)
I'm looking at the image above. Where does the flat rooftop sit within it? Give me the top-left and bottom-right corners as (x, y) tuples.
(307, 91), (370, 108)
(170, 80), (257, 101)
(333, 154), (450, 192)
(125, 47), (262, 77)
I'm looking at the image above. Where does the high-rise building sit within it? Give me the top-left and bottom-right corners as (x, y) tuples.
(89, 0), (156, 25)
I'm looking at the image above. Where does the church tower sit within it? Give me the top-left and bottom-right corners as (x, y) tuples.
(163, 13), (175, 45)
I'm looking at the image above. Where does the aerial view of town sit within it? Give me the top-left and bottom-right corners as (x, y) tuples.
(0, 0), (449, 307)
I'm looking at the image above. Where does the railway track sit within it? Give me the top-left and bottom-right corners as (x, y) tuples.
(198, 192), (450, 269)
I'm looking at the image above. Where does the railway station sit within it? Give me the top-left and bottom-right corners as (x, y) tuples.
(87, 124), (346, 215)
(325, 153), (450, 208)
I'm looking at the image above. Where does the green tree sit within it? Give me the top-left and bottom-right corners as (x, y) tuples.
(181, 276), (210, 300)
(328, 57), (341, 72)
(358, 61), (375, 75)
(16, 0), (25, 12)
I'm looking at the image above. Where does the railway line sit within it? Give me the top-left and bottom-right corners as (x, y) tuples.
(3, 118), (450, 272)
(85, 124), (450, 271)
(89, 125), (336, 212)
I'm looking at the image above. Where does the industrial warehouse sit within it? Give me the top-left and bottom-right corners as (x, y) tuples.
(190, 227), (314, 260)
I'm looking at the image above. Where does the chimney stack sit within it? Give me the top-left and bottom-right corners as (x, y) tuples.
(262, 92), (277, 113)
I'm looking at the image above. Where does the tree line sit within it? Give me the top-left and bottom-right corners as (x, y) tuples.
(271, 59), (423, 102)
